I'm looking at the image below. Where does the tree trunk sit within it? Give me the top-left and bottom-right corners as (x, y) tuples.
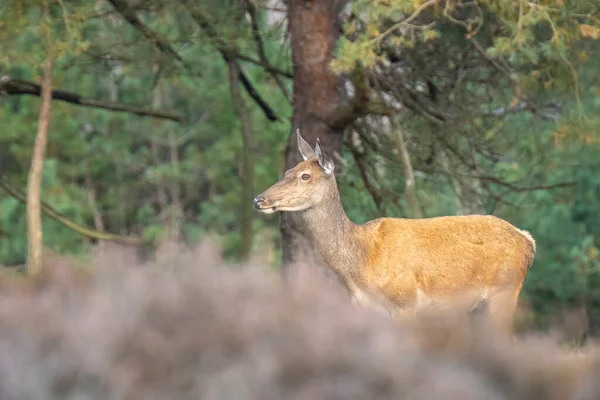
(390, 116), (422, 218)
(228, 60), (255, 261)
(26, 2), (54, 275)
(151, 64), (169, 213)
(282, 0), (345, 274)
(84, 170), (105, 232)
(167, 130), (183, 243)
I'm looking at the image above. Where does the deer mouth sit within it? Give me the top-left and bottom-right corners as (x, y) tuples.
(257, 206), (277, 214)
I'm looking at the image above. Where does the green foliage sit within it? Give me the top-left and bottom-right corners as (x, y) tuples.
(1, 1), (291, 262)
(334, 0), (600, 96)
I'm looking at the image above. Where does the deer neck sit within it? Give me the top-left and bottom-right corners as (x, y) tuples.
(300, 182), (365, 278)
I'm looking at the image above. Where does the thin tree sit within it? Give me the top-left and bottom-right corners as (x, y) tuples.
(26, 1), (54, 274)
(228, 59), (255, 261)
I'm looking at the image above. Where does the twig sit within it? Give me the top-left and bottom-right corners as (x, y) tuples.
(375, 0), (438, 43)
(106, 0), (194, 72)
(469, 37), (514, 81)
(346, 132), (385, 216)
(418, 167), (575, 193)
(483, 100), (561, 121)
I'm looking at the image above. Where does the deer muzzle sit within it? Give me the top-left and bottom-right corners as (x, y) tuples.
(253, 194), (277, 214)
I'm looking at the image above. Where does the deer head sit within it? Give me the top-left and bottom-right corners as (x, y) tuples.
(253, 130), (335, 214)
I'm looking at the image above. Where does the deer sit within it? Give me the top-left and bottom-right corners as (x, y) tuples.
(253, 130), (536, 334)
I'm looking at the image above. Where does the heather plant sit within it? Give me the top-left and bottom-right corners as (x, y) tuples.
(0, 242), (598, 400)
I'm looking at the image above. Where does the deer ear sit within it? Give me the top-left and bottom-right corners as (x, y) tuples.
(297, 129), (315, 161)
(315, 138), (334, 175)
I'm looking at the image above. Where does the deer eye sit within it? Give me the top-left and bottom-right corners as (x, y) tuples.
(301, 173), (311, 181)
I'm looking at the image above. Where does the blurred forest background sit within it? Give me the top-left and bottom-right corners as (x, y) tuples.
(0, 0), (599, 332)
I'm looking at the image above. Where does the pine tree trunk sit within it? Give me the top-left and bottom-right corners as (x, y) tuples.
(26, 2), (54, 275)
(282, 0), (344, 275)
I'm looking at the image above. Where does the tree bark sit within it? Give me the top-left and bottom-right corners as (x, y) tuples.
(228, 60), (255, 261)
(282, 0), (344, 274)
(26, 3), (54, 275)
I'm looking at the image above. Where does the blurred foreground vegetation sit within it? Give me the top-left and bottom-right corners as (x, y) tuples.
(0, 243), (598, 399)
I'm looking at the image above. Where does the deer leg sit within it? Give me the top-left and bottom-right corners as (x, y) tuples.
(469, 297), (489, 316)
(487, 283), (523, 336)
(347, 281), (394, 317)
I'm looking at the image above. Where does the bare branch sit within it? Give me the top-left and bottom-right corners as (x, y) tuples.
(237, 54), (293, 78)
(469, 37), (515, 82)
(414, 166), (575, 194)
(346, 132), (385, 216)
(374, 0), (438, 43)
(237, 66), (279, 121)
(477, 176), (575, 193)
(106, 0), (188, 66)
(484, 101), (561, 121)
(0, 180), (142, 245)
(186, 6), (280, 122)
(1, 77), (186, 122)
(245, 0), (291, 102)
(328, 69), (391, 129)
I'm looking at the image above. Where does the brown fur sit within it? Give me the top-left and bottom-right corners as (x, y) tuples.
(255, 153), (536, 334)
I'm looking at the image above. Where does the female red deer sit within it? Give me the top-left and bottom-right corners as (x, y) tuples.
(254, 130), (535, 334)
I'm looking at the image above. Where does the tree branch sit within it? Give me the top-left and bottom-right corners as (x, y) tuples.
(106, 0), (192, 70)
(236, 54), (293, 78)
(328, 69), (390, 129)
(187, 6), (280, 122)
(0, 180), (142, 245)
(236, 66), (279, 121)
(412, 166), (576, 194)
(374, 0), (438, 43)
(477, 177), (576, 193)
(469, 37), (515, 82)
(483, 100), (561, 121)
(1, 77), (186, 122)
(244, 0), (291, 102)
(346, 132), (385, 216)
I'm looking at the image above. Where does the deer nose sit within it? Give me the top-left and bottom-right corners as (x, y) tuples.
(253, 195), (265, 209)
